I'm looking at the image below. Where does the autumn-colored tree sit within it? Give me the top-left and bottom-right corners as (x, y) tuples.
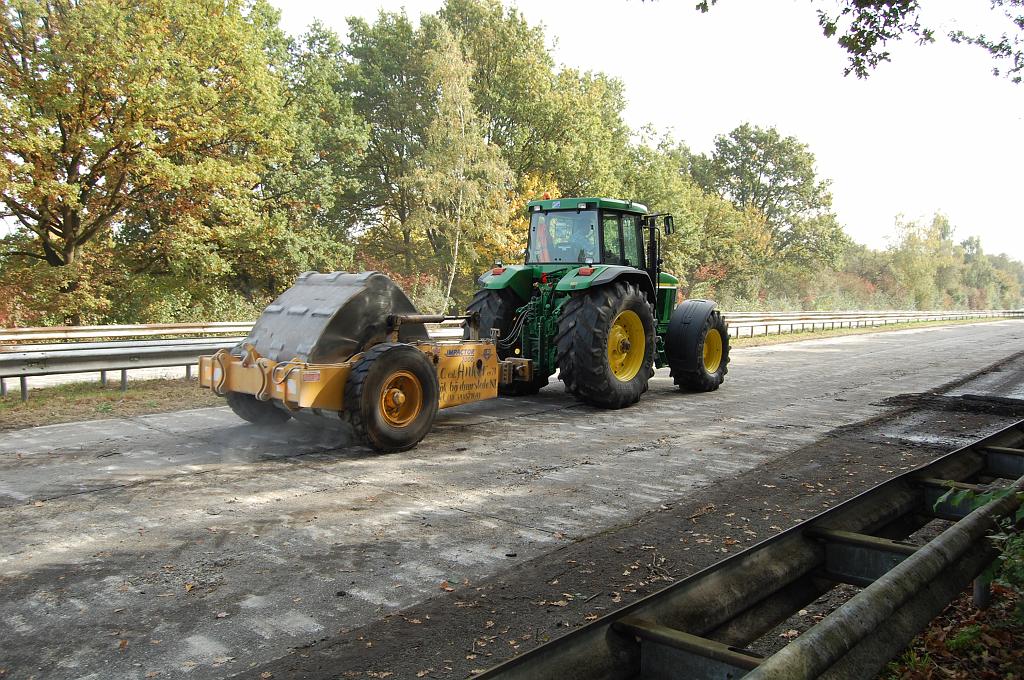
(0, 0), (288, 269)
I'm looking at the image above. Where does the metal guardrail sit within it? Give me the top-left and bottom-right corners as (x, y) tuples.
(477, 420), (1024, 680)
(0, 321), (252, 343)
(725, 309), (1022, 337)
(1, 311), (1021, 401)
(0, 338), (246, 400)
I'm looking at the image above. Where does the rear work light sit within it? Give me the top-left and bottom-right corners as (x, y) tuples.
(578, 267), (595, 276)
(492, 267), (506, 275)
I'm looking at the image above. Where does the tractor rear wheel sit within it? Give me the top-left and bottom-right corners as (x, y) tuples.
(555, 282), (655, 409)
(225, 391), (292, 425)
(464, 288), (549, 395)
(666, 300), (730, 391)
(344, 343), (439, 452)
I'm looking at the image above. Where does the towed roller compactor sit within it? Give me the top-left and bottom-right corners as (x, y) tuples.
(200, 271), (527, 451)
(202, 197), (731, 451)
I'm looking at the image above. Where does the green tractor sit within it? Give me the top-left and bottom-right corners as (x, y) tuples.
(466, 197), (730, 408)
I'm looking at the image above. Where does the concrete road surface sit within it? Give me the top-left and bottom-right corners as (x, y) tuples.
(0, 320), (1022, 679)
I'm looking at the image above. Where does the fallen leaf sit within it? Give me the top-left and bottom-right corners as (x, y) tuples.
(215, 612), (229, 619)
(439, 581), (455, 592)
(780, 629), (800, 639)
(260, 673), (273, 679)
(119, 639), (128, 652)
(184, 583), (194, 592)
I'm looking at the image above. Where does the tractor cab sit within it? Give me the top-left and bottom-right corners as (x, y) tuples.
(525, 197), (648, 268)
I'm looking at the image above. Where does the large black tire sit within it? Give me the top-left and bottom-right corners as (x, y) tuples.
(666, 300), (730, 391)
(555, 282), (656, 409)
(464, 288), (549, 395)
(344, 343), (439, 452)
(225, 391), (292, 424)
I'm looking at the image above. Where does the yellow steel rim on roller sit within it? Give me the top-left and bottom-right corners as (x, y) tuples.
(703, 328), (723, 374)
(607, 309), (645, 381)
(379, 370), (422, 427)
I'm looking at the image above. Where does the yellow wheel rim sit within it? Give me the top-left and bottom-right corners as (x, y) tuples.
(379, 370), (422, 428)
(607, 309), (646, 381)
(703, 328), (723, 374)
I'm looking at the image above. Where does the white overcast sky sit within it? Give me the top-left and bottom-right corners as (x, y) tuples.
(272, 0), (1024, 260)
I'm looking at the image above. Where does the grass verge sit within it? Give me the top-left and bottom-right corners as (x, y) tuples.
(0, 377), (222, 432)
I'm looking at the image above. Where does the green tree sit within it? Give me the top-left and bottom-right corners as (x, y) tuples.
(262, 21), (367, 240)
(693, 123), (847, 268)
(408, 24), (510, 312)
(344, 11), (433, 269)
(435, 0), (556, 180)
(624, 133), (770, 299)
(0, 0), (289, 269)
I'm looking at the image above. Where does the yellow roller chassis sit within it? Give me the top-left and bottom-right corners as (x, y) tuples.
(200, 339), (501, 414)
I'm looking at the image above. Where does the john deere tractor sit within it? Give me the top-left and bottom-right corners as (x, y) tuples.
(465, 196), (729, 407)
(199, 197), (729, 452)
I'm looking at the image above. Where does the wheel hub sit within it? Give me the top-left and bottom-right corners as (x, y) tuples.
(703, 328), (723, 373)
(379, 370), (422, 427)
(607, 310), (645, 381)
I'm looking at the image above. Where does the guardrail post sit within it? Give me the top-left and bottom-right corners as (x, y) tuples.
(186, 364), (192, 380)
(120, 369), (128, 394)
(20, 376), (28, 402)
(1, 377), (6, 398)
(973, 574), (992, 608)
(100, 370), (107, 387)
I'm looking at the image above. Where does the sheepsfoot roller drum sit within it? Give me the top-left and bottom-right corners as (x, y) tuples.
(199, 271), (533, 452)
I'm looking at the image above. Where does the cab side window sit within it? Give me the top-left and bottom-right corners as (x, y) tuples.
(622, 215), (644, 268)
(602, 213), (623, 265)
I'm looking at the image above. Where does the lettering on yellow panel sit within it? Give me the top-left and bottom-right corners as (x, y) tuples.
(436, 343), (500, 409)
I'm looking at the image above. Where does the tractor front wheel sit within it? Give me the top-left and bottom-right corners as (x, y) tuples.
(666, 300), (730, 391)
(555, 282), (655, 409)
(464, 288), (549, 395)
(226, 391), (292, 425)
(345, 343), (439, 451)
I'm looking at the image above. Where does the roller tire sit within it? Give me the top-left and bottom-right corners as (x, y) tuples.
(555, 282), (655, 409)
(666, 300), (730, 392)
(464, 288), (549, 395)
(225, 391), (292, 425)
(344, 343), (439, 452)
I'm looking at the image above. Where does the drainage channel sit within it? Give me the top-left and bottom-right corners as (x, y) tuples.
(477, 420), (1024, 680)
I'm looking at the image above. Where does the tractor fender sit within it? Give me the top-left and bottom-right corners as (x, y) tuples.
(478, 264), (533, 302)
(556, 265), (656, 302)
(475, 262), (532, 301)
(668, 298), (719, 337)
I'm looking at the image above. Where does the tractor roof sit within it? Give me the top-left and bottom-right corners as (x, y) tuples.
(526, 197), (649, 214)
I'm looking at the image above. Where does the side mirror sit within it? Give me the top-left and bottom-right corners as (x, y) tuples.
(664, 215), (674, 236)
